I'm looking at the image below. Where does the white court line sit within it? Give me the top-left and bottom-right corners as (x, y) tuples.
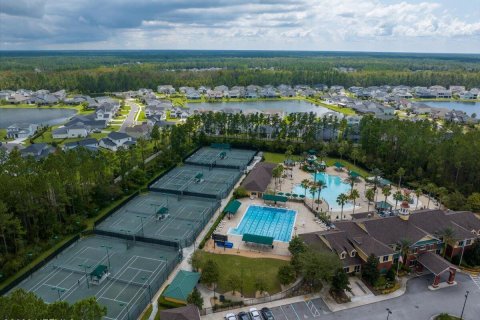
(95, 255), (138, 299)
(98, 296), (129, 305)
(28, 245), (91, 293)
(113, 268), (143, 301)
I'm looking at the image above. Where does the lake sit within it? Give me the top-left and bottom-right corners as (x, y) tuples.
(186, 100), (338, 116)
(0, 108), (77, 128)
(423, 101), (480, 116)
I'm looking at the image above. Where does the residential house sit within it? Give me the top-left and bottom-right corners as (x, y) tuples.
(99, 132), (135, 151)
(7, 123), (38, 139)
(20, 143), (55, 160)
(52, 125), (88, 139)
(157, 85), (176, 95)
(63, 138), (99, 152)
(125, 123), (151, 138)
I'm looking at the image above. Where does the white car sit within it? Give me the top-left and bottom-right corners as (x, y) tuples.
(249, 308), (262, 320)
(225, 313), (236, 320)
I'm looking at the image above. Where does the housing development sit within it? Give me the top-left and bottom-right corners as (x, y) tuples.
(1, 3), (480, 319)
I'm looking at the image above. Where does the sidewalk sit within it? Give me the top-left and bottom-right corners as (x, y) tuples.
(143, 172), (247, 320)
(321, 276), (409, 312)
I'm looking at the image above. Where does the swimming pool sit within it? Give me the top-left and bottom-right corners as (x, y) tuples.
(229, 205), (297, 242)
(292, 172), (353, 211)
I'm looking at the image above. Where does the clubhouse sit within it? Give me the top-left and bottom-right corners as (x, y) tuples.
(300, 209), (480, 288)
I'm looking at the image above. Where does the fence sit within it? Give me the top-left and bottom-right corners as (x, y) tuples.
(0, 235), (80, 296)
(200, 278), (305, 315)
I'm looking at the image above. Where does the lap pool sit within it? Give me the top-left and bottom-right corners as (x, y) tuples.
(229, 205), (297, 242)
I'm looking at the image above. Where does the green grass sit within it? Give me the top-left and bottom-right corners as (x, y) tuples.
(201, 251), (289, 297)
(263, 152), (302, 163)
(138, 110), (147, 121)
(140, 304), (153, 320)
(0, 128), (6, 140)
(306, 98), (356, 116)
(263, 152), (370, 177)
(434, 314), (461, 320)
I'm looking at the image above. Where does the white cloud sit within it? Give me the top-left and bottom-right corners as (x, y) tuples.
(0, 0), (479, 52)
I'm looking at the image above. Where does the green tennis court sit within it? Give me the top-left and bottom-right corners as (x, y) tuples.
(16, 235), (179, 320)
(185, 147), (256, 169)
(95, 192), (220, 247)
(149, 165), (242, 199)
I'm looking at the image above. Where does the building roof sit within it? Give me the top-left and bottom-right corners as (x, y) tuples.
(241, 162), (276, 192)
(361, 216), (428, 246)
(242, 233), (274, 245)
(263, 194), (288, 202)
(108, 131), (131, 140)
(417, 251), (457, 275)
(90, 265), (108, 278)
(159, 305), (200, 320)
(224, 200), (241, 214)
(163, 270), (200, 302)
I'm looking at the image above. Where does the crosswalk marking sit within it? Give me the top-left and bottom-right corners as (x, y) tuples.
(470, 274), (480, 290)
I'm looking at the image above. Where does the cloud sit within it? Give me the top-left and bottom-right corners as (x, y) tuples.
(0, 0), (479, 52)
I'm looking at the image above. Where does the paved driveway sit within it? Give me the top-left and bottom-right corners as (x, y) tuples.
(120, 100), (139, 132)
(203, 273), (480, 320)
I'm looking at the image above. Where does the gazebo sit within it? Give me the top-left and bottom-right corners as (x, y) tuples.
(224, 200), (241, 218)
(89, 265), (109, 285)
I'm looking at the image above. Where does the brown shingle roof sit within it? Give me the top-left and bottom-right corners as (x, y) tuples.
(417, 251), (457, 275)
(241, 162), (276, 192)
(447, 211), (480, 233)
(361, 216), (428, 246)
(351, 235), (394, 257)
(159, 305), (200, 320)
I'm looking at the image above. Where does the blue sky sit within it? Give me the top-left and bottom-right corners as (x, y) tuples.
(0, 0), (479, 53)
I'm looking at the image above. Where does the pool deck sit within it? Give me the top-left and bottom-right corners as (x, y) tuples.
(207, 197), (327, 257)
(274, 164), (437, 221)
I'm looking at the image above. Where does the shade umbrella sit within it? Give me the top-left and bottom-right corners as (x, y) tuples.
(299, 195), (305, 199)
(292, 193), (298, 198)
(285, 193), (292, 197)
(277, 192), (284, 195)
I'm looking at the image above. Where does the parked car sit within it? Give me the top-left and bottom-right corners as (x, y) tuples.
(225, 313), (236, 320)
(249, 308), (262, 320)
(237, 311), (252, 320)
(261, 307), (275, 320)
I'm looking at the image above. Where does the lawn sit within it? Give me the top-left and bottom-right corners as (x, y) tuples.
(263, 152), (302, 163)
(306, 98), (356, 116)
(0, 128), (6, 140)
(434, 314), (461, 320)
(263, 152), (370, 177)
(201, 251), (289, 297)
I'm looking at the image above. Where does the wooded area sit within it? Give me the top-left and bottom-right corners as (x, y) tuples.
(1, 51), (479, 92)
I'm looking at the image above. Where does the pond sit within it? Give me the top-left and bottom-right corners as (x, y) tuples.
(0, 108), (77, 128)
(186, 100), (339, 116)
(422, 101), (480, 116)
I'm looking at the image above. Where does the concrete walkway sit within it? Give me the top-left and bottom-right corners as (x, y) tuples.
(143, 171), (247, 320)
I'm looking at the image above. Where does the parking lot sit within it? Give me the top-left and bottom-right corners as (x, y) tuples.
(269, 298), (330, 319)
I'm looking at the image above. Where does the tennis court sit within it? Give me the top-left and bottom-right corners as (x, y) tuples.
(185, 147), (256, 169)
(16, 235), (179, 320)
(95, 192), (220, 247)
(149, 165), (242, 199)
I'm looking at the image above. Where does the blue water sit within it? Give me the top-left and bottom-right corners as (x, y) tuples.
(292, 172), (353, 211)
(423, 101), (480, 117)
(229, 205), (297, 242)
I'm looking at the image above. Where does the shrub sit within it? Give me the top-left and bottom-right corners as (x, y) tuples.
(277, 265), (296, 286)
(386, 268), (396, 282)
(233, 187), (249, 199)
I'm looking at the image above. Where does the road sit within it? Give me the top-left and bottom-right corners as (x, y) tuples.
(204, 273), (480, 320)
(119, 100), (140, 132)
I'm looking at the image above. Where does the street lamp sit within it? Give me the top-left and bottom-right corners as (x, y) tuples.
(100, 245), (112, 270)
(120, 229), (131, 249)
(51, 286), (65, 300)
(78, 264), (92, 289)
(141, 276), (152, 301)
(386, 308), (392, 320)
(460, 290), (469, 320)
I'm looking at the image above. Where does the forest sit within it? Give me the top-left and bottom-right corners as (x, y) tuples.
(1, 51), (480, 93)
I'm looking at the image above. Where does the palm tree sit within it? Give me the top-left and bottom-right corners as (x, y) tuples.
(398, 238), (412, 267)
(316, 180), (325, 208)
(414, 188), (422, 210)
(425, 183), (437, 208)
(393, 191), (403, 210)
(370, 168), (383, 203)
(382, 185), (392, 204)
(309, 185), (318, 208)
(300, 179), (310, 199)
(349, 189), (360, 215)
(336, 193), (348, 220)
(439, 227), (456, 258)
(365, 188), (375, 212)
(436, 187), (448, 210)
(396, 167), (406, 188)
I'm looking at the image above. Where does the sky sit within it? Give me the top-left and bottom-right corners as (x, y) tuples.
(0, 0), (479, 53)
